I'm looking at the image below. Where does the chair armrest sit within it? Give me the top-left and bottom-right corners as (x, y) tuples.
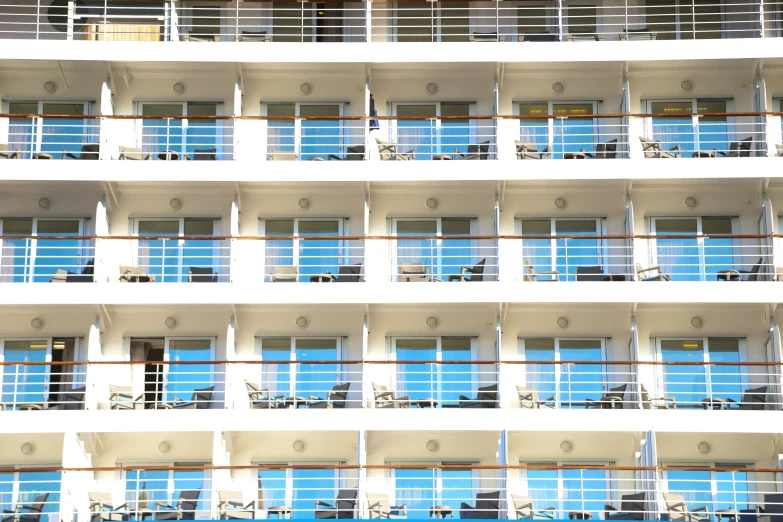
(375, 391), (394, 399)
(62, 151), (78, 160)
(310, 395), (323, 401)
(273, 394), (286, 399)
(637, 266), (662, 274)
(692, 506), (708, 513)
(668, 502), (686, 510)
(327, 154), (341, 160)
(156, 502), (175, 509)
(244, 501), (255, 510)
(114, 504), (129, 512)
(317, 501), (335, 508)
(604, 505), (618, 512)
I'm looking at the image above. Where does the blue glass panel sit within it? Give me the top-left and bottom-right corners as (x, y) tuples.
(559, 340), (603, 409)
(2, 238), (32, 283)
(528, 469), (559, 516)
(555, 221), (598, 282)
(138, 221), (180, 283)
(398, 120), (435, 161)
(142, 120), (184, 157)
(563, 469), (607, 519)
(655, 219), (700, 281)
(715, 471), (749, 511)
(173, 470), (206, 518)
(441, 340), (472, 406)
(396, 221), (437, 279)
(666, 469), (712, 511)
(660, 340), (706, 408)
(302, 120), (340, 160)
(295, 339), (338, 399)
(33, 221), (82, 283)
(0, 473), (14, 515)
(269, 121), (296, 155)
(262, 340), (291, 397)
(126, 469), (169, 519)
(298, 221), (340, 282)
(8, 119), (34, 159)
(396, 339), (437, 402)
(396, 469), (435, 519)
(708, 340), (742, 402)
(524, 340), (556, 406)
(293, 469), (336, 519)
(167, 339), (213, 403)
(182, 220), (216, 282)
(186, 121), (219, 159)
(18, 471), (60, 522)
(441, 470), (473, 512)
(2, 341), (48, 408)
(441, 121), (470, 156)
(259, 470), (287, 516)
(41, 118), (85, 157)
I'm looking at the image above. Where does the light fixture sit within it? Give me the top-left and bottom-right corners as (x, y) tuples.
(425, 198), (439, 210)
(20, 443), (35, 456)
(297, 198), (311, 210)
(169, 198), (183, 211)
(30, 318), (44, 330)
(164, 317), (178, 329)
(44, 81), (57, 94)
(38, 197), (51, 210)
(426, 316), (439, 329)
(172, 82), (186, 95)
(293, 440), (306, 452)
(296, 316), (308, 329)
(690, 316), (704, 329)
(559, 440), (573, 453)
(299, 83), (313, 95)
(552, 82), (565, 95)
(158, 441), (171, 454)
(556, 317), (569, 329)
(680, 80), (694, 93)
(684, 196), (698, 209)
(697, 441), (710, 454)
(425, 83), (439, 95)
(554, 197), (567, 210)
(425, 440), (440, 452)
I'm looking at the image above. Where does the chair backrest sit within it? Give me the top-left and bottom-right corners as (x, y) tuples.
(245, 381), (263, 394)
(366, 492), (391, 513)
(189, 266), (217, 282)
(747, 258), (763, 281)
(738, 136), (752, 157)
(741, 386), (766, 410)
(190, 386), (214, 408)
(178, 490), (201, 514)
(329, 383), (351, 408)
(639, 384), (652, 409)
(193, 148), (217, 160)
(575, 266), (604, 281)
(620, 492), (646, 515)
(663, 493), (688, 520)
(346, 145), (365, 160)
(477, 141), (490, 160)
(468, 259), (486, 282)
(63, 386), (87, 410)
(372, 383), (394, 406)
(272, 266), (298, 281)
(474, 491), (501, 513)
(596, 139), (618, 159)
(639, 137), (661, 158)
(337, 264), (362, 282)
(118, 146), (145, 160)
(27, 493), (50, 515)
(335, 489), (358, 518)
(269, 151), (297, 161)
(511, 494), (534, 516)
(80, 144), (100, 160)
(399, 262), (428, 282)
(477, 384), (498, 407)
(376, 138), (397, 161)
(605, 384), (628, 407)
(516, 386), (541, 408)
(764, 494), (783, 520)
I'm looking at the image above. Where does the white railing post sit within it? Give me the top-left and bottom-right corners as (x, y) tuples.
(67, 0), (75, 40)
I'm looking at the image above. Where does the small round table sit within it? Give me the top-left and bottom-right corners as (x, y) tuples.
(415, 398), (438, 408)
(268, 506), (292, 519)
(157, 151), (180, 161)
(568, 511), (593, 520)
(309, 274), (333, 283)
(717, 270), (740, 281)
(564, 152), (587, 160)
(701, 398), (725, 410)
(430, 506), (454, 519)
(17, 403), (44, 411)
(432, 155), (453, 160)
(692, 151), (716, 158)
(285, 397), (309, 409)
(715, 510), (740, 522)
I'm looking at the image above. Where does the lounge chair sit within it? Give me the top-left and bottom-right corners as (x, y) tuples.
(717, 258), (762, 282)
(331, 264), (363, 282)
(640, 384), (676, 409)
(715, 137), (752, 157)
(373, 383), (411, 408)
(584, 139), (618, 159)
(662, 493), (709, 522)
(366, 492), (407, 519)
(517, 386), (555, 409)
(189, 148), (217, 161)
(309, 383), (350, 409)
(268, 151), (297, 161)
(0, 144), (20, 159)
(117, 146), (150, 160)
(516, 141), (552, 160)
(314, 489), (358, 519)
(469, 32), (505, 42)
(328, 145), (365, 161)
(620, 28), (657, 40)
(518, 33), (559, 42)
(48, 386), (86, 410)
(218, 491), (255, 520)
(376, 138), (415, 161)
(246, 381), (284, 409)
(119, 265), (156, 283)
(188, 267), (217, 282)
(183, 33), (220, 42)
(458, 384), (498, 408)
(271, 266), (298, 282)
(461, 491), (501, 519)
(585, 384), (627, 409)
(636, 264), (671, 281)
(448, 259), (486, 282)
(49, 259), (94, 283)
(89, 492), (128, 521)
(758, 493), (783, 522)
(454, 141), (490, 160)
(639, 137), (681, 158)
(574, 266), (605, 281)
(565, 33), (603, 41)
(166, 386), (214, 409)
(62, 144), (99, 160)
(154, 490), (201, 520)
(398, 262), (430, 282)
(724, 385), (766, 410)
(109, 385), (143, 410)
(2, 493), (49, 522)
(237, 31), (270, 42)
(523, 259), (559, 281)
(776, 144), (783, 157)
(604, 493), (646, 520)
(511, 494), (555, 520)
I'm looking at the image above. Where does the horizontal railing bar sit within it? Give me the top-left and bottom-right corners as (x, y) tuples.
(3, 234), (782, 240)
(1, 359), (779, 366)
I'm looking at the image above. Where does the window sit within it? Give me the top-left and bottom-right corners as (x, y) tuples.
(7, 101), (91, 159)
(0, 218), (87, 283)
(393, 466), (476, 519)
(262, 218), (345, 282)
(655, 338), (744, 409)
(392, 218), (474, 281)
(648, 100), (729, 157)
(392, 103), (474, 160)
(393, 337), (475, 406)
(128, 337), (214, 409)
(518, 102), (597, 158)
(518, 218), (604, 281)
(258, 466), (342, 519)
(645, 0), (723, 40)
(133, 218), (220, 283)
(140, 102), (224, 160)
(651, 216), (736, 281)
(265, 103), (345, 160)
(664, 465), (750, 513)
(0, 469), (61, 522)
(523, 463), (611, 519)
(125, 467), (210, 520)
(256, 337), (342, 399)
(519, 338), (606, 408)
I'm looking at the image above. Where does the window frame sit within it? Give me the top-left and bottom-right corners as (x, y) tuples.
(3, 100), (92, 158)
(389, 102), (477, 159)
(514, 100), (600, 156)
(121, 461), (213, 520)
(0, 338), (54, 409)
(0, 466), (62, 516)
(661, 463), (754, 512)
(644, 98), (733, 154)
(388, 462), (480, 509)
(261, 102), (346, 159)
(254, 336), (345, 398)
(255, 461), (346, 518)
(259, 217), (347, 279)
(135, 101), (224, 159)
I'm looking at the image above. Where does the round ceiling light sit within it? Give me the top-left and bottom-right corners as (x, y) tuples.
(690, 316), (704, 329)
(158, 441), (171, 453)
(560, 440), (573, 453)
(38, 197), (51, 210)
(554, 197), (567, 210)
(425, 83), (439, 95)
(556, 317), (569, 329)
(169, 198), (183, 211)
(425, 198), (439, 210)
(172, 82), (186, 95)
(21, 443), (35, 455)
(426, 316), (439, 329)
(44, 81), (57, 94)
(684, 196), (698, 209)
(552, 82), (565, 95)
(296, 317), (308, 329)
(30, 318), (45, 330)
(164, 317), (178, 329)
(293, 440), (306, 452)
(299, 83), (313, 95)
(425, 440), (440, 452)
(697, 441), (710, 454)
(680, 80), (694, 93)
(298, 198), (311, 210)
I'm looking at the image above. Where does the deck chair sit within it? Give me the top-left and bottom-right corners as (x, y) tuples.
(328, 145), (365, 161)
(640, 384), (676, 410)
(246, 381), (284, 409)
(188, 267), (217, 282)
(0, 144), (20, 159)
(366, 492), (407, 519)
(237, 31), (270, 42)
(461, 491), (501, 519)
(448, 259), (486, 282)
(759, 493), (783, 522)
(524, 259), (559, 281)
(585, 384), (627, 409)
(517, 386), (555, 409)
(373, 383), (411, 408)
(724, 386), (766, 410)
(516, 141), (552, 160)
(89, 492), (128, 521)
(189, 148), (217, 161)
(604, 493), (646, 520)
(332, 264), (363, 282)
(715, 137), (752, 157)
(109, 385), (143, 410)
(314, 489), (358, 519)
(154, 489), (201, 520)
(469, 32), (504, 41)
(518, 33), (559, 42)
(169, 386), (214, 409)
(511, 494), (556, 520)
(565, 33), (603, 41)
(183, 33), (220, 42)
(117, 146), (150, 160)
(574, 266), (605, 281)
(268, 151), (297, 161)
(309, 383), (351, 409)
(640, 137), (681, 158)
(662, 493), (709, 522)
(62, 143), (99, 160)
(398, 262), (430, 282)
(620, 28), (657, 40)
(218, 491), (255, 520)
(776, 144), (783, 157)
(48, 385), (86, 410)
(719, 258), (763, 282)
(636, 264), (671, 281)
(2, 493), (49, 522)
(454, 141), (490, 160)
(458, 384), (498, 408)
(119, 265), (156, 283)
(376, 138), (415, 161)
(584, 139), (618, 159)
(271, 266), (298, 282)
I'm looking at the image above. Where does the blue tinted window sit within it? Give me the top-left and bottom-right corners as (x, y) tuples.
(167, 339), (213, 403)
(262, 338), (292, 397)
(18, 471), (60, 522)
(396, 338), (438, 402)
(2, 340), (48, 408)
(301, 105), (341, 160)
(660, 340), (706, 408)
(396, 469), (435, 519)
(295, 338), (338, 398)
(293, 469), (336, 519)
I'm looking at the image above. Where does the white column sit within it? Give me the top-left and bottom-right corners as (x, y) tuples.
(84, 316), (102, 410)
(212, 432), (233, 518)
(230, 194), (240, 283)
(61, 433), (94, 522)
(233, 80), (242, 160)
(357, 430), (367, 517)
(94, 195), (109, 283)
(99, 80), (114, 160)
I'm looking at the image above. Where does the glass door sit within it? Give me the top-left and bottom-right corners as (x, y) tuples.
(263, 218), (344, 282)
(257, 337), (341, 399)
(393, 337), (474, 406)
(518, 218), (602, 281)
(265, 103), (343, 160)
(518, 102), (597, 158)
(140, 103), (220, 160)
(164, 338), (214, 404)
(300, 105), (342, 160)
(1, 340), (51, 410)
(644, 0), (723, 39)
(135, 218), (217, 282)
(525, 464), (610, 519)
(7, 101), (89, 159)
(648, 100), (728, 156)
(0, 218), (84, 283)
(652, 216), (734, 281)
(393, 103), (474, 160)
(393, 218), (473, 281)
(665, 466), (750, 514)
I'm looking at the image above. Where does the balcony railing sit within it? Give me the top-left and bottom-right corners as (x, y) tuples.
(0, 0), (775, 43)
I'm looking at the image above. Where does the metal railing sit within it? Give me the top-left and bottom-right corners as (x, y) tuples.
(391, 238), (498, 282)
(0, 241), (94, 283)
(264, 239), (365, 283)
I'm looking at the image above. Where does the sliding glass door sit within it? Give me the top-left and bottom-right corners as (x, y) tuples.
(125, 467), (210, 520)
(140, 102), (222, 160)
(7, 101), (91, 159)
(648, 100), (729, 157)
(0, 470), (61, 521)
(1, 340), (50, 409)
(265, 103), (344, 160)
(258, 467), (341, 519)
(518, 218), (603, 281)
(651, 216), (735, 281)
(0, 218), (85, 283)
(393, 103), (474, 160)
(393, 337), (474, 406)
(394, 467), (476, 519)
(644, 0), (724, 39)
(518, 102), (597, 158)
(664, 466), (750, 513)
(393, 218), (473, 281)
(524, 464), (610, 519)
(256, 337), (342, 399)
(263, 219), (344, 282)
(134, 218), (219, 282)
